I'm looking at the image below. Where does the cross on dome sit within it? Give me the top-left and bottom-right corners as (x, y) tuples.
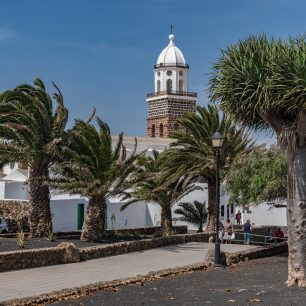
(170, 24), (174, 34)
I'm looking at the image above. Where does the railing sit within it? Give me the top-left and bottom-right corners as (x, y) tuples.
(154, 63), (189, 69)
(147, 90), (197, 98)
(220, 232), (287, 246)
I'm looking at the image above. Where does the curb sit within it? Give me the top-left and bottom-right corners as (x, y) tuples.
(0, 249), (214, 306)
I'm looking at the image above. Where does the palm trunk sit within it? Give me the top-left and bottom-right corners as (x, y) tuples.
(81, 196), (105, 242)
(207, 179), (217, 231)
(28, 167), (52, 237)
(161, 205), (173, 236)
(287, 148), (306, 287)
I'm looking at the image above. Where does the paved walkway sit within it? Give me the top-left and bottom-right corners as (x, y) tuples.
(0, 242), (257, 303)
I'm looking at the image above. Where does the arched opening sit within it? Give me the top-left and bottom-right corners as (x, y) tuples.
(174, 123), (179, 131)
(159, 123), (164, 137)
(179, 79), (183, 92)
(151, 124), (155, 137)
(157, 80), (161, 92)
(166, 79), (172, 91)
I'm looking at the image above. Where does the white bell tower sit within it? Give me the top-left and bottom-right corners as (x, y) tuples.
(146, 30), (197, 138)
(154, 33), (189, 93)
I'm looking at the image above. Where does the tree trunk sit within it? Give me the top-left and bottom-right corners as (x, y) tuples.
(28, 167), (52, 237)
(207, 179), (217, 231)
(161, 205), (173, 236)
(81, 196), (105, 242)
(287, 148), (306, 287)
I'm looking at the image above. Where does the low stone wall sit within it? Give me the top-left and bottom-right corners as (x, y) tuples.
(80, 232), (211, 260)
(224, 242), (288, 266)
(106, 225), (188, 236)
(0, 247), (66, 272)
(0, 242), (80, 272)
(0, 200), (30, 232)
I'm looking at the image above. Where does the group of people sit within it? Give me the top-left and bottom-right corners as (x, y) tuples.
(218, 218), (254, 244)
(218, 217), (285, 245)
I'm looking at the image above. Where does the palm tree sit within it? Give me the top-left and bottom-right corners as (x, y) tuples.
(209, 34), (306, 287)
(174, 201), (207, 232)
(0, 79), (68, 237)
(160, 104), (253, 231)
(51, 118), (140, 241)
(121, 151), (198, 236)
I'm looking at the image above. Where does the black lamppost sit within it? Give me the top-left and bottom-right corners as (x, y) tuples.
(211, 132), (224, 266)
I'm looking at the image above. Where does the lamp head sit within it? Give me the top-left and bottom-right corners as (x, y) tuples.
(211, 132), (224, 148)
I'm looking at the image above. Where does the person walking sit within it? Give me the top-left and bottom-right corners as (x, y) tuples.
(218, 220), (224, 243)
(243, 219), (252, 244)
(235, 210), (242, 225)
(224, 218), (234, 244)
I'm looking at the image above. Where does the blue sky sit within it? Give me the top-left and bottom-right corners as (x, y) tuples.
(0, 0), (305, 142)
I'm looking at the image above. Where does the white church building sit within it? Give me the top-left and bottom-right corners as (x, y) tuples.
(0, 32), (286, 232)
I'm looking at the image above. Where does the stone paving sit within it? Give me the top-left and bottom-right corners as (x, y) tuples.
(53, 255), (306, 306)
(0, 242), (257, 303)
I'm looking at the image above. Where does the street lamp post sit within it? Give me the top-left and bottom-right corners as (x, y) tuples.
(211, 132), (224, 266)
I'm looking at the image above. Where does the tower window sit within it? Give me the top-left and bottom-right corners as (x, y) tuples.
(179, 79), (183, 92)
(166, 79), (172, 91)
(179, 71), (183, 76)
(151, 124), (155, 137)
(157, 80), (161, 92)
(166, 71), (172, 76)
(159, 123), (163, 137)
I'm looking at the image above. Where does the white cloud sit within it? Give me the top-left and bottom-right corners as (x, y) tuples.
(0, 27), (15, 42)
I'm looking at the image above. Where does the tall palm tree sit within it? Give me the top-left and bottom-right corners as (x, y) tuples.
(160, 104), (253, 231)
(209, 34), (306, 287)
(121, 151), (198, 236)
(0, 79), (68, 237)
(51, 118), (140, 241)
(174, 201), (207, 232)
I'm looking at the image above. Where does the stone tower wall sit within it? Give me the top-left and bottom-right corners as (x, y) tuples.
(147, 96), (196, 137)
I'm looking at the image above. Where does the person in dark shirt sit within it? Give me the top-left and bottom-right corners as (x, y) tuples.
(243, 219), (252, 244)
(275, 227), (284, 242)
(235, 210), (242, 225)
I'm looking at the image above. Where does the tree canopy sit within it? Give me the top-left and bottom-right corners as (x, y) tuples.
(51, 118), (140, 241)
(174, 200), (207, 232)
(224, 145), (287, 207)
(0, 79), (68, 237)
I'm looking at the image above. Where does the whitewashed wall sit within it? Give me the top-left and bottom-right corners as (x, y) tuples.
(50, 198), (87, 232)
(106, 199), (161, 229)
(4, 182), (28, 200)
(241, 204), (287, 226)
(0, 182), (5, 199)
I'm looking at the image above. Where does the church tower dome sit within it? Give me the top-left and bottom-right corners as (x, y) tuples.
(157, 34), (186, 65)
(146, 30), (197, 138)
